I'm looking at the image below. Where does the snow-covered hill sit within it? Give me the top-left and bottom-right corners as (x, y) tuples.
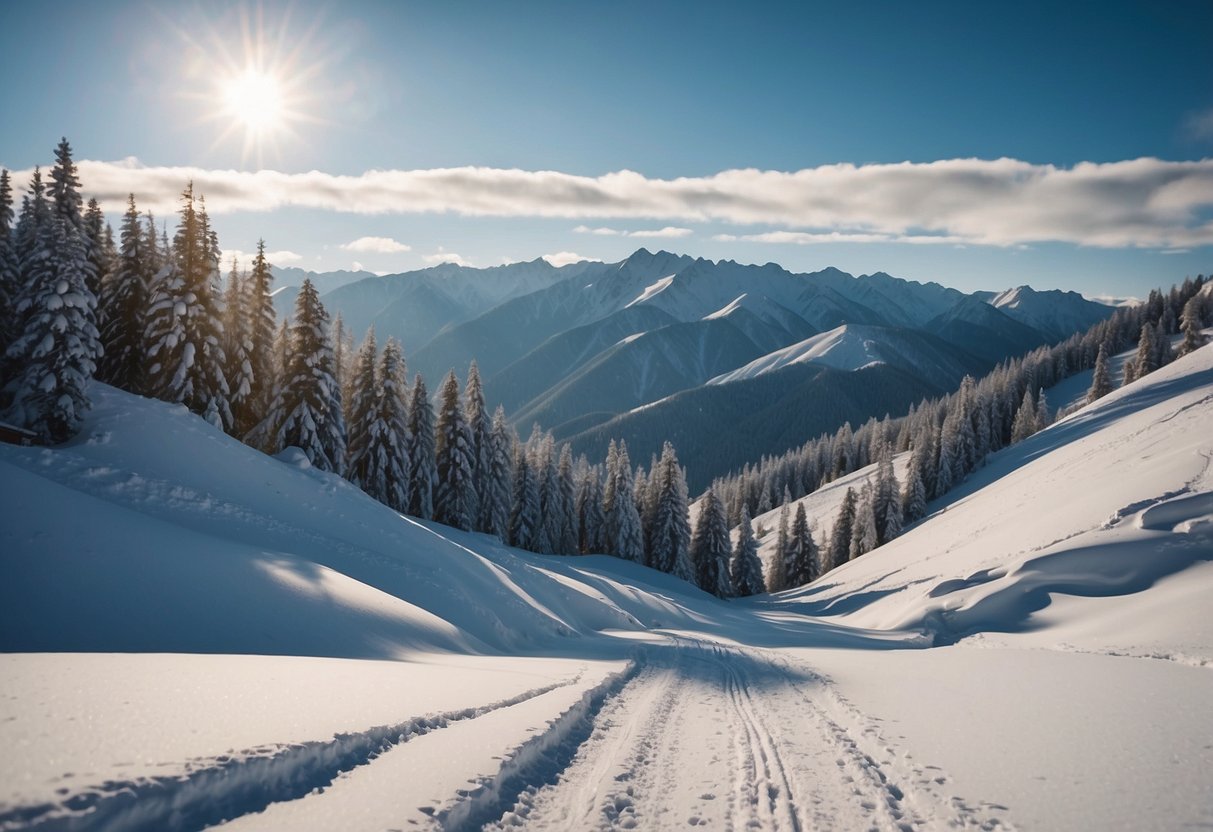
(3, 346), (1209, 831)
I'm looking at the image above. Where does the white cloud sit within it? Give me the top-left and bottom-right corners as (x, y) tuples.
(225, 248), (303, 267)
(13, 156), (1213, 249)
(340, 235), (412, 253)
(574, 224), (693, 238)
(542, 251), (599, 267)
(422, 249), (472, 267)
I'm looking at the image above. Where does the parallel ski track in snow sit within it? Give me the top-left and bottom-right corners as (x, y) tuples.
(472, 639), (1013, 831)
(0, 671), (592, 832)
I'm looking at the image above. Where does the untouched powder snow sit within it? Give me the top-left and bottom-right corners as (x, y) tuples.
(2, 346), (1212, 830)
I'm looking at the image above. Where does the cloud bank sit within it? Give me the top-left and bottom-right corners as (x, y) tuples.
(340, 235), (411, 253)
(8, 156), (1213, 248)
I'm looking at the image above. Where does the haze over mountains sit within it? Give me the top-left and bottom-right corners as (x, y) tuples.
(273, 248), (1114, 485)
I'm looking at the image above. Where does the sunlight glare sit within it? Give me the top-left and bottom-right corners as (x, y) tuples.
(222, 69), (283, 134)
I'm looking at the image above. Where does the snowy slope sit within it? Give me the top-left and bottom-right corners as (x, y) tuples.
(707, 323), (983, 392)
(3, 347), (1212, 830)
(787, 344), (1213, 653)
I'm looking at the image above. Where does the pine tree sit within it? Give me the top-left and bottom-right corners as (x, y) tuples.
(344, 329), (379, 488)
(483, 407), (515, 539)
(828, 487), (858, 570)
(0, 169), (19, 357)
(1134, 322), (1158, 379)
(649, 441), (693, 580)
(531, 435), (558, 554)
(601, 440), (620, 551)
(363, 338), (411, 511)
(2, 213), (100, 442)
(146, 183), (231, 431)
(1010, 388), (1037, 443)
(784, 503), (819, 587)
(849, 484), (878, 559)
(509, 447), (540, 549)
(258, 279), (346, 471)
(1034, 388), (1051, 432)
(1086, 342), (1113, 403)
(434, 370), (475, 530)
(465, 361), (492, 531)
(608, 441), (645, 562)
(901, 437), (929, 525)
(730, 506), (766, 597)
(576, 463), (606, 554)
(553, 445), (579, 554)
(406, 374), (436, 519)
(769, 503), (790, 591)
(246, 240), (277, 419)
(223, 258), (258, 436)
(691, 489), (733, 597)
(1178, 296), (1207, 357)
(82, 197), (111, 301)
(332, 313), (353, 403)
(96, 195), (147, 392)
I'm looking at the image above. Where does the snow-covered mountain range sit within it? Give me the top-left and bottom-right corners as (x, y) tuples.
(266, 250), (1113, 487)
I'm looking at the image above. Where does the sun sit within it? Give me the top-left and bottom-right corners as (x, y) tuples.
(222, 68), (284, 134)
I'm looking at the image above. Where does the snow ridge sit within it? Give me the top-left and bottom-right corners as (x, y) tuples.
(0, 673), (589, 832)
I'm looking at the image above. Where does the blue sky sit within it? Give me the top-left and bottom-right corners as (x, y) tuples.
(2, 0), (1211, 297)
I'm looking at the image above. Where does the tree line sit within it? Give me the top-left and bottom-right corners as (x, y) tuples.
(0, 139), (759, 599)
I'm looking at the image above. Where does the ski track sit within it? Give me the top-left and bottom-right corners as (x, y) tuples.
(3, 640), (1020, 832)
(0, 671), (589, 832)
(478, 639), (1013, 831)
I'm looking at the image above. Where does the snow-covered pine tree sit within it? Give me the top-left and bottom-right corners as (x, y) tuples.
(601, 440), (620, 552)
(1134, 322), (1158, 379)
(576, 463), (606, 554)
(609, 441), (645, 562)
(223, 258), (258, 436)
(1, 213), (100, 442)
(849, 483), (878, 559)
(649, 442), (693, 580)
(332, 313), (353, 404)
(532, 434), (559, 554)
(0, 169), (22, 361)
(730, 506), (766, 597)
(434, 370), (475, 530)
(96, 195), (148, 393)
(146, 183), (232, 431)
(785, 503), (818, 588)
(828, 487), (857, 569)
(554, 444), (579, 554)
(768, 503), (790, 592)
(406, 374), (436, 520)
(509, 446), (540, 550)
(1086, 342), (1113, 403)
(691, 488), (733, 597)
(1178, 296), (1208, 357)
(343, 329), (378, 488)
(82, 197), (112, 301)
(260, 279), (346, 471)
(465, 361), (492, 532)
(482, 406), (515, 539)
(1151, 320), (1174, 369)
(901, 435), (929, 524)
(362, 337), (410, 511)
(1010, 388), (1037, 443)
(245, 240), (277, 420)
(1034, 388), (1051, 432)
(873, 449), (902, 545)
